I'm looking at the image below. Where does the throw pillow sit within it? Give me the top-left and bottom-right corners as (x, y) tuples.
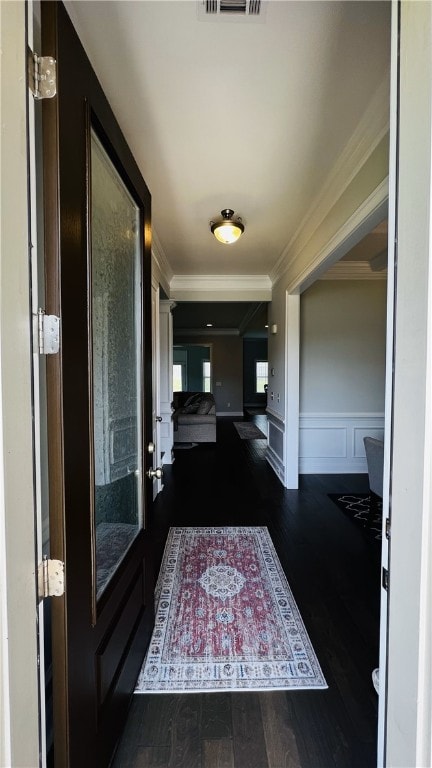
(196, 396), (213, 415)
(181, 404), (198, 414)
(184, 393), (200, 407)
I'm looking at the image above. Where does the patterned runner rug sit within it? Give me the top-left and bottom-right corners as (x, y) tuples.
(135, 527), (327, 693)
(233, 422), (266, 440)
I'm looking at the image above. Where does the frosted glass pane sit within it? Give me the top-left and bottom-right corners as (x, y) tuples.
(91, 131), (142, 600)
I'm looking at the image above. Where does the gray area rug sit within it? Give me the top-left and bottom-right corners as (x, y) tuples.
(234, 422), (267, 440)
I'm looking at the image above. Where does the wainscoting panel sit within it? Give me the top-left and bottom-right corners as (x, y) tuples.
(299, 427), (347, 459)
(160, 404), (173, 464)
(266, 410), (285, 484)
(299, 414), (384, 473)
(353, 426), (385, 458)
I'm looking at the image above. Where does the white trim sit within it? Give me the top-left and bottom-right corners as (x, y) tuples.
(0, 357), (11, 768)
(377, 3), (397, 762)
(320, 260), (387, 281)
(299, 411), (386, 419)
(265, 406), (284, 424)
(159, 301), (175, 464)
(151, 229), (173, 292)
(287, 179), (389, 295)
(270, 73), (389, 287)
(0, 3), (40, 764)
(298, 414), (384, 474)
(285, 294), (299, 488)
(266, 446), (285, 484)
(385, 2), (432, 765)
(170, 274), (272, 301)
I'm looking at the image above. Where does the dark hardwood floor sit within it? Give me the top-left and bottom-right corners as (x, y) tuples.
(112, 415), (381, 768)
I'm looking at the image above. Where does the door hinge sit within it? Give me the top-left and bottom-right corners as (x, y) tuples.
(28, 47), (57, 100)
(382, 567), (389, 591)
(38, 557), (65, 600)
(385, 518), (391, 540)
(38, 308), (60, 355)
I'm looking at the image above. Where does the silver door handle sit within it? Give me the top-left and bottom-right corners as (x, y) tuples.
(147, 466), (163, 480)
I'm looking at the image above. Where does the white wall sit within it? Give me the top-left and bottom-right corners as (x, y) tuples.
(298, 280), (386, 473)
(300, 280), (387, 412)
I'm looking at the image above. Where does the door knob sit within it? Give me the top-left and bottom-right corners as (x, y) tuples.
(147, 466), (163, 480)
(155, 416), (163, 422)
(147, 442), (155, 454)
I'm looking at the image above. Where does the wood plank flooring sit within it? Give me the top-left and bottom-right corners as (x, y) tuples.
(112, 415), (381, 768)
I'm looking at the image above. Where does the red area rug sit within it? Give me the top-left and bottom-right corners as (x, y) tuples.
(135, 527), (327, 693)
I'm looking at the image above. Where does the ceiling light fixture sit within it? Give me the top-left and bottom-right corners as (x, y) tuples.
(210, 208), (244, 245)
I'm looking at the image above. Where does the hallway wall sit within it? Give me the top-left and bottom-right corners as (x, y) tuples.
(300, 280), (386, 412)
(266, 88), (389, 481)
(174, 334), (243, 415)
(298, 279), (386, 472)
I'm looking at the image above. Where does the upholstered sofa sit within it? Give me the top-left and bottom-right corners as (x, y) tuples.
(172, 391), (216, 443)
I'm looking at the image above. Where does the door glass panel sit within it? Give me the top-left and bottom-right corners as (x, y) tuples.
(91, 130), (143, 600)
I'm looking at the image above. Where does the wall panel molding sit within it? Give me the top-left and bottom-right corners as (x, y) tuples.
(299, 413), (384, 473)
(266, 411), (285, 484)
(170, 274), (272, 302)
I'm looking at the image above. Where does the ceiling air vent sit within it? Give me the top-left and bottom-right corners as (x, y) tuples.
(198, 0), (265, 22)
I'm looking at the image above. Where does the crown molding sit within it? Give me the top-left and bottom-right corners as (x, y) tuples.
(151, 230), (173, 287)
(170, 274), (272, 301)
(319, 260), (387, 281)
(287, 178), (388, 293)
(270, 72), (390, 286)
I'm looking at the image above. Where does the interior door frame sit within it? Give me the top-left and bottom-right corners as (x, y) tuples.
(151, 276), (163, 498)
(384, 1), (432, 764)
(0, 3), (40, 766)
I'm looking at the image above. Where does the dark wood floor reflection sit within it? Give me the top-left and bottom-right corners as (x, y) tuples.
(112, 415), (381, 768)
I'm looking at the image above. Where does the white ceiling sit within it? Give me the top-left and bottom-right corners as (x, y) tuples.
(65, 0), (391, 279)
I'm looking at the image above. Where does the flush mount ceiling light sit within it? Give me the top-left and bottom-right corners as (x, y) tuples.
(210, 208), (244, 245)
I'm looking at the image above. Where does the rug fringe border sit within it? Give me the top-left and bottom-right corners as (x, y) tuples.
(135, 683), (329, 694)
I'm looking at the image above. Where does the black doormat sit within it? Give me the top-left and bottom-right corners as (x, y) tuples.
(328, 493), (382, 541)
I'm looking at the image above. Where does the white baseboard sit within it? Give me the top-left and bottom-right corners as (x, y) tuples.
(266, 446), (285, 483)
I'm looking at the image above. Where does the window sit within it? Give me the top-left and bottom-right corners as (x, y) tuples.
(255, 361), (268, 393)
(203, 360), (211, 392)
(173, 363), (184, 391)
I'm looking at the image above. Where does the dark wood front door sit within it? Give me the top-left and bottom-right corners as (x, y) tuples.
(41, 3), (154, 764)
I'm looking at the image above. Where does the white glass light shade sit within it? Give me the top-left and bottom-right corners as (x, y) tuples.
(213, 222), (243, 244)
(210, 209), (244, 244)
